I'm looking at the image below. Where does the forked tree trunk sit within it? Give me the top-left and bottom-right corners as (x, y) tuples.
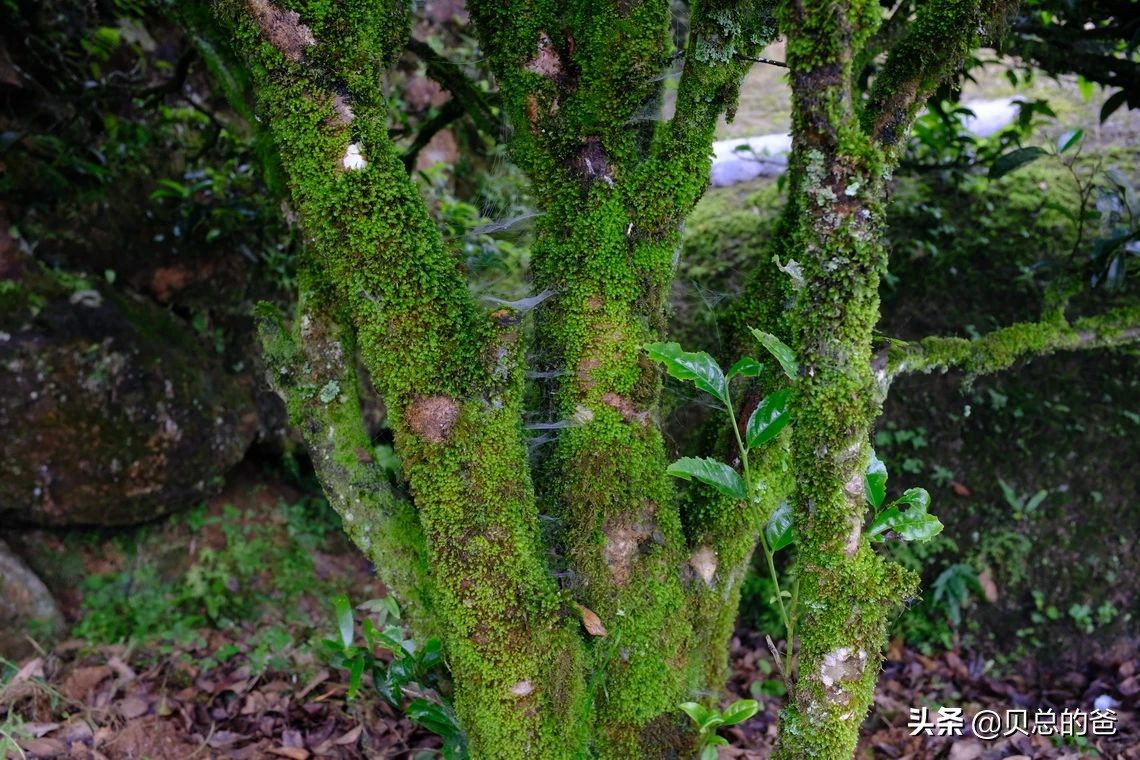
(206, 0), (1047, 757)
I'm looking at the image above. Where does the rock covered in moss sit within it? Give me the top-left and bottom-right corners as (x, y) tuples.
(0, 264), (256, 526)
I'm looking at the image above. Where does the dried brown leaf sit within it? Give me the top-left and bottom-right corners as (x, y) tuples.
(118, 696), (150, 720)
(268, 748), (310, 760)
(576, 604), (607, 637)
(333, 724), (363, 745)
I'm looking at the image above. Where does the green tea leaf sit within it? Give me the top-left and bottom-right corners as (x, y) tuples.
(347, 655), (365, 699)
(1076, 75), (1094, 102)
(865, 450), (887, 509)
(750, 329), (798, 379)
(700, 713), (725, 733)
(1057, 129), (1084, 153)
(407, 698), (463, 740)
(645, 342), (729, 406)
(667, 457), (747, 500)
(764, 500), (795, 552)
(721, 699), (760, 726)
(989, 146), (1048, 179)
(746, 388), (791, 448)
(332, 593), (354, 649)
(679, 702), (711, 726)
(868, 488), (942, 541)
(726, 356), (763, 380)
(1100, 89), (1128, 123)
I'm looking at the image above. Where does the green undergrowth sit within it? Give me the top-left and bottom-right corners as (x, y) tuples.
(69, 493), (359, 672)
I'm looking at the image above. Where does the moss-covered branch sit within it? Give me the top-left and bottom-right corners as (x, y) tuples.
(765, 0), (927, 754)
(405, 36), (501, 138)
(633, 0), (777, 228)
(863, 0), (1014, 149)
(258, 284), (433, 632)
(877, 305), (1140, 391)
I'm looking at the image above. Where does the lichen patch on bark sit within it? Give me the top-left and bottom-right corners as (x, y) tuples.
(341, 143), (367, 170)
(818, 647), (868, 705)
(332, 94), (355, 124)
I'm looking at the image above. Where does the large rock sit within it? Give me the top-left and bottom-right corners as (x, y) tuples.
(1, 259), (257, 526)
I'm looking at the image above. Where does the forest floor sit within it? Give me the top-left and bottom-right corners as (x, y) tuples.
(2, 470), (1138, 760)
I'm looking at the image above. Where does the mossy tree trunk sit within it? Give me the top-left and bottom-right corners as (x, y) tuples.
(206, 0), (1140, 757)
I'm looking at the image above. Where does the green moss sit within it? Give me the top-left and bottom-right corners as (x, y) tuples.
(221, 2), (599, 754)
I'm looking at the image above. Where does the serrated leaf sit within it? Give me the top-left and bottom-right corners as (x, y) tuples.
(764, 500), (795, 552)
(721, 698), (760, 726)
(667, 457), (747, 500)
(892, 510), (943, 541)
(989, 146), (1048, 179)
(407, 698), (462, 739)
(726, 356), (763, 380)
(865, 450), (887, 509)
(746, 388), (791, 448)
(1057, 129), (1084, 153)
(361, 617), (379, 649)
(645, 342), (729, 405)
(893, 487), (930, 511)
(749, 329), (798, 379)
(332, 593), (354, 649)
(868, 488), (942, 541)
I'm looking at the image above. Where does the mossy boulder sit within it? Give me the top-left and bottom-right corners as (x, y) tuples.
(0, 262), (257, 526)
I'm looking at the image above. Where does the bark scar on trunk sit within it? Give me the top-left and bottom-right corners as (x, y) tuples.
(603, 505), (660, 585)
(245, 0), (316, 63)
(818, 647), (867, 706)
(601, 392), (649, 426)
(405, 395), (460, 443)
(689, 545), (718, 587)
(526, 33), (563, 79)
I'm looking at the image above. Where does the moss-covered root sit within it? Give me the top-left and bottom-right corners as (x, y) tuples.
(257, 290), (433, 633)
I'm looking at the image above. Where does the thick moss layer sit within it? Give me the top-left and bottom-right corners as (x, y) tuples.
(218, 2), (589, 754)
